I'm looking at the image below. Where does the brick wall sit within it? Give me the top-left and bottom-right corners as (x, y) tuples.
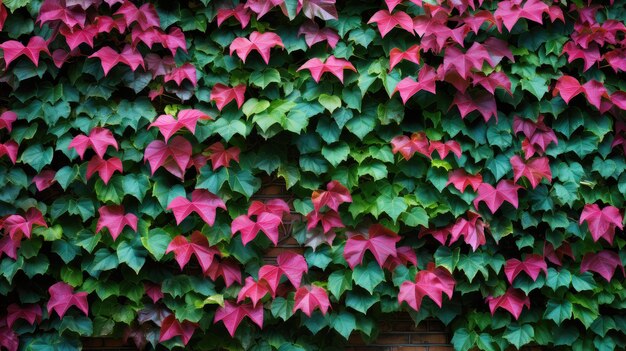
(346, 316), (452, 351)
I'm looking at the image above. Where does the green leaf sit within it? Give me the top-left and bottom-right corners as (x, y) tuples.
(503, 324), (534, 349)
(271, 297), (294, 321)
(318, 94), (342, 113)
(352, 261), (384, 294)
(345, 291), (377, 314)
(20, 144), (53, 172)
(228, 169), (261, 198)
(250, 69), (281, 89)
(141, 228), (172, 260)
(331, 311), (356, 339)
(401, 207), (429, 227)
(321, 142), (350, 167)
(116, 237), (147, 274)
(122, 173), (150, 202)
(3, 0), (30, 12)
(328, 270), (353, 299)
(544, 299), (572, 325)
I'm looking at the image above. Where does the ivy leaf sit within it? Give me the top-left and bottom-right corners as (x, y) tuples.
(166, 189), (226, 226)
(47, 282), (89, 318)
(343, 224), (399, 269)
(352, 261), (384, 294)
(398, 263), (455, 311)
(229, 31), (284, 64)
(487, 288), (530, 320)
(20, 144), (53, 172)
(293, 285), (331, 317)
(213, 301), (264, 337)
(503, 324), (534, 349)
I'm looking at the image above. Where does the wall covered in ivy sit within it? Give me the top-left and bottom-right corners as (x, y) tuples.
(1, 0), (626, 350)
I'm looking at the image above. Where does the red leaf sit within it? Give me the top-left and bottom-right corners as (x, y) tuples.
(487, 287), (530, 320)
(0, 2), (7, 31)
(210, 84), (246, 111)
(89, 45), (144, 76)
(0, 235), (21, 260)
(513, 115), (558, 154)
(162, 28), (187, 56)
(429, 140), (462, 159)
(306, 210), (344, 233)
(47, 282), (89, 318)
(217, 4), (252, 28)
(68, 127), (118, 159)
(159, 315), (198, 345)
(237, 277), (270, 307)
(143, 136), (192, 177)
(504, 254), (548, 283)
(145, 54), (175, 77)
(297, 55), (356, 83)
(114, 0), (160, 30)
(143, 282), (163, 303)
(94, 15), (126, 33)
(446, 169), (483, 193)
(449, 211), (487, 251)
(0, 36), (50, 67)
(167, 189), (226, 226)
(553, 75), (583, 105)
(6, 304), (42, 327)
(553, 75), (607, 109)
(148, 109), (211, 142)
(580, 250), (625, 282)
(298, 20), (339, 48)
(543, 241), (574, 266)
(244, 0), (283, 19)
(259, 251), (308, 293)
(3, 208), (47, 240)
(60, 24), (98, 51)
(0, 140), (19, 164)
(131, 26), (164, 49)
(344, 224), (400, 269)
(398, 263), (455, 311)
(368, 10), (414, 38)
(604, 49), (626, 73)
(32, 169), (57, 191)
(214, 300), (264, 337)
(495, 0), (548, 32)
(389, 45), (420, 71)
(207, 259), (242, 287)
(0, 323), (18, 351)
(231, 212), (282, 246)
(418, 227), (451, 245)
(391, 132), (430, 160)
(164, 63), (197, 86)
(473, 180), (523, 214)
(384, 0), (403, 12)
(562, 42), (601, 72)
(311, 180), (352, 212)
(37, 0), (86, 28)
(0, 111), (17, 132)
(230, 31), (284, 64)
(383, 245), (417, 271)
(205, 142), (241, 170)
(166, 231), (220, 274)
(293, 285), (331, 317)
(579, 204), (624, 245)
(510, 155), (552, 189)
(86, 156), (123, 184)
(96, 205), (138, 241)
(392, 64), (437, 103)
(302, 0), (338, 20)
(472, 71), (512, 95)
(451, 90), (498, 122)
(247, 199), (290, 218)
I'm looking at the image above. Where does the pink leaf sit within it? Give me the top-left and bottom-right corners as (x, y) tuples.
(293, 285), (331, 317)
(229, 31), (284, 64)
(86, 156), (123, 184)
(580, 250), (625, 282)
(167, 189), (226, 226)
(344, 224), (400, 269)
(214, 301), (263, 337)
(47, 282), (89, 318)
(399, 263), (455, 311)
(68, 127), (118, 159)
(0, 36), (50, 67)
(579, 204), (624, 245)
(210, 84), (246, 111)
(473, 180), (523, 214)
(96, 205), (138, 241)
(487, 288), (530, 320)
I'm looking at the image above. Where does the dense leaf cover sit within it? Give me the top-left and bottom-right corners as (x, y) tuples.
(0, 0), (626, 350)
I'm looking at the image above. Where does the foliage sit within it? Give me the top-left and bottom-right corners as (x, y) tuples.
(0, 0), (626, 350)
